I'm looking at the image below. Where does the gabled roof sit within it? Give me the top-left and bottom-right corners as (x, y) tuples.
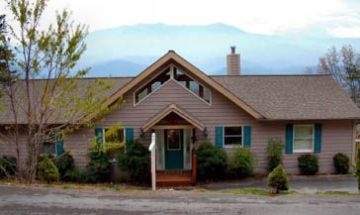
(143, 104), (205, 132)
(212, 74), (360, 120)
(100, 51), (264, 120)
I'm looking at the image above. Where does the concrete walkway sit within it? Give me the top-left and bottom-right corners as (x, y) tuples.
(202, 174), (359, 193)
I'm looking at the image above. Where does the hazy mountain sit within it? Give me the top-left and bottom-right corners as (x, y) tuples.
(78, 23), (360, 77)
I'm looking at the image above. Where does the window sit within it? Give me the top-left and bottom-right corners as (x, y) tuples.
(104, 128), (125, 144)
(293, 125), (314, 152)
(135, 68), (171, 103)
(42, 142), (56, 155)
(134, 65), (212, 104)
(174, 67), (211, 103)
(224, 126), (242, 146)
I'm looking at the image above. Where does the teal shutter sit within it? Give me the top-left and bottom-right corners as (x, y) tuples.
(55, 133), (65, 156)
(95, 128), (103, 145)
(314, 124), (322, 153)
(285, 124), (293, 154)
(125, 128), (134, 143)
(243, 126), (251, 148)
(215, 127), (223, 148)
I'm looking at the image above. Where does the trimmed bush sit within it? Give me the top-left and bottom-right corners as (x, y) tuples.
(266, 138), (283, 172)
(0, 156), (17, 179)
(298, 154), (319, 175)
(55, 152), (75, 181)
(37, 156), (60, 183)
(117, 140), (150, 184)
(196, 143), (227, 181)
(267, 164), (289, 194)
(355, 148), (360, 190)
(86, 151), (111, 183)
(333, 153), (350, 174)
(228, 147), (254, 178)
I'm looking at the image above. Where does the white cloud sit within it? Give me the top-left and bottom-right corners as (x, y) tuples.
(328, 27), (360, 38)
(2, 0), (360, 36)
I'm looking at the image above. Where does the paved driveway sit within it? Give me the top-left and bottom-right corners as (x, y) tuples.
(0, 184), (360, 215)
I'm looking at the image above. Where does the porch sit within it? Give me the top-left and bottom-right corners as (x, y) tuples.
(146, 104), (203, 188)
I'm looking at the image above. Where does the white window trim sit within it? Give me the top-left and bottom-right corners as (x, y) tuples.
(223, 126), (244, 148)
(101, 127), (126, 145)
(293, 124), (315, 153)
(133, 64), (212, 106)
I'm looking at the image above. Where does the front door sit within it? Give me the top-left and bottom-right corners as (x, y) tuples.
(164, 129), (184, 169)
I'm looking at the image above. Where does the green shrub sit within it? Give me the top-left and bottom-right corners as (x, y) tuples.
(37, 157), (60, 183)
(228, 147), (254, 178)
(333, 153), (350, 174)
(105, 142), (125, 158)
(298, 154), (319, 175)
(0, 156), (17, 179)
(55, 152), (75, 180)
(196, 143), (227, 181)
(86, 151), (111, 183)
(266, 138), (283, 172)
(267, 164), (289, 194)
(117, 140), (150, 184)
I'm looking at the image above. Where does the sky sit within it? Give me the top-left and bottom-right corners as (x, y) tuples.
(40, 0), (360, 37)
(2, 0), (360, 37)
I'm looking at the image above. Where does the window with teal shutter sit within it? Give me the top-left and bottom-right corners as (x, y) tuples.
(95, 128), (103, 145)
(215, 127), (223, 148)
(243, 126), (251, 148)
(55, 133), (65, 156)
(285, 124), (293, 154)
(125, 128), (134, 143)
(314, 124), (322, 153)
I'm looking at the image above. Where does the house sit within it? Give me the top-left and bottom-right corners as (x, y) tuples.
(1, 47), (360, 186)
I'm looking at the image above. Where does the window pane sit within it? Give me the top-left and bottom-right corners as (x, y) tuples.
(294, 126), (313, 138)
(42, 142), (55, 155)
(105, 128), (124, 144)
(225, 127), (242, 136)
(189, 81), (199, 94)
(224, 136), (242, 145)
(294, 139), (313, 151)
(203, 87), (211, 102)
(294, 125), (313, 151)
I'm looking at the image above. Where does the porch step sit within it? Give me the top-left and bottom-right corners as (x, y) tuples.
(156, 170), (193, 186)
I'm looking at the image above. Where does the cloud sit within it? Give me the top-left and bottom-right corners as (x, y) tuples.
(328, 27), (360, 38)
(2, 0), (360, 36)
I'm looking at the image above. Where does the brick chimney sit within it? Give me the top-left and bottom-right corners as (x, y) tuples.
(227, 46), (240, 75)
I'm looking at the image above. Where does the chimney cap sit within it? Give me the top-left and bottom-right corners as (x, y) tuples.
(230, 46), (236, 54)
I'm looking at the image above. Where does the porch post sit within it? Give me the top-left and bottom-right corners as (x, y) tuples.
(149, 132), (156, 191)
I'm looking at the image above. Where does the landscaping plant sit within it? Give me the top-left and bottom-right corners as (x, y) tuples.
(86, 151), (111, 183)
(298, 154), (319, 175)
(55, 152), (76, 181)
(0, 156), (17, 179)
(37, 156), (60, 183)
(229, 147), (254, 178)
(267, 164), (289, 194)
(196, 143), (227, 181)
(117, 140), (150, 184)
(266, 138), (283, 172)
(333, 153), (350, 174)
(355, 148), (360, 191)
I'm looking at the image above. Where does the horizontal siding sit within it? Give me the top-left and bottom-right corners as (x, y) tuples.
(1, 78), (355, 174)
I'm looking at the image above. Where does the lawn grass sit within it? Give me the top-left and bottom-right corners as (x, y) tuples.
(315, 191), (360, 196)
(218, 187), (297, 196)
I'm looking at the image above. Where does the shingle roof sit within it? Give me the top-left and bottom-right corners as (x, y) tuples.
(0, 74), (359, 124)
(211, 74), (360, 120)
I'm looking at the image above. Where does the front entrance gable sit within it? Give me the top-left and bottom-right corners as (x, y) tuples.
(143, 104), (205, 132)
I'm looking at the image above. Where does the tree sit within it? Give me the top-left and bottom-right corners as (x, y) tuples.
(317, 45), (360, 105)
(0, 0), (120, 183)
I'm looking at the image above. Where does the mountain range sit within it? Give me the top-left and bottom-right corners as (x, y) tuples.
(77, 23), (360, 77)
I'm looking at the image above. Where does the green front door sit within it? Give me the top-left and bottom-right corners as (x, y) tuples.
(165, 129), (184, 170)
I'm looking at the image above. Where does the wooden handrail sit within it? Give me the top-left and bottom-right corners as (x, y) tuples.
(191, 149), (197, 184)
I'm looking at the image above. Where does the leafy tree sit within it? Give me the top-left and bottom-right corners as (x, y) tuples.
(0, 0), (121, 183)
(317, 45), (360, 105)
